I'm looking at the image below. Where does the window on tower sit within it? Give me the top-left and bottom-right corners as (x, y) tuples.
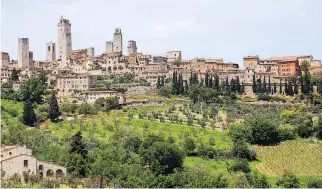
(48, 46), (50, 51)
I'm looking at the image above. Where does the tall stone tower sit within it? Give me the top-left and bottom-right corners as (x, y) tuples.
(113, 28), (122, 54)
(106, 41), (114, 54)
(58, 16), (72, 68)
(46, 42), (56, 61)
(18, 38), (30, 68)
(127, 40), (137, 55)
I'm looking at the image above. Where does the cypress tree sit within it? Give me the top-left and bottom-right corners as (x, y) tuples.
(172, 71), (177, 94)
(236, 76), (241, 94)
(263, 76), (267, 94)
(274, 82), (277, 94)
(49, 93), (61, 122)
(318, 78), (322, 95)
(284, 79), (288, 95)
(161, 76), (165, 87)
(294, 77), (299, 95)
(193, 73), (199, 85)
(209, 75), (213, 88)
(225, 76), (229, 91)
(268, 76), (271, 94)
(157, 76), (161, 89)
(179, 73), (184, 95)
(280, 79), (282, 94)
(189, 71), (193, 85)
(22, 100), (36, 126)
(257, 77), (262, 94)
(241, 82), (245, 94)
(205, 72), (209, 88)
(252, 73), (256, 93)
(214, 74), (219, 90)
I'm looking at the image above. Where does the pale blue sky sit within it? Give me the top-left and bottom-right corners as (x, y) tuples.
(1, 0), (322, 67)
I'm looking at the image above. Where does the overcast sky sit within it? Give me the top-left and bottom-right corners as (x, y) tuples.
(1, 0), (322, 67)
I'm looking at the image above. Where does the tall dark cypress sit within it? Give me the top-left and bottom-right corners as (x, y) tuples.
(252, 73), (256, 93)
(284, 79), (288, 95)
(236, 76), (241, 94)
(209, 75), (213, 88)
(214, 74), (219, 90)
(225, 76), (229, 91)
(263, 76), (267, 94)
(318, 78), (322, 95)
(205, 72), (209, 88)
(279, 79), (282, 94)
(161, 76), (165, 87)
(257, 77), (262, 94)
(157, 76), (161, 89)
(294, 77), (298, 95)
(268, 76), (271, 94)
(49, 93), (61, 122)
(274, 82), (277, 94)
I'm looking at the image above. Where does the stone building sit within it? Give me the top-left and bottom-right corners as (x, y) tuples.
(18, 38), (30, 68)
(243, 55), (259, 69)
(1, 146), (66, 179)
(1, 52), (10, 67)
(84, 90), (120, 104)
(86, 47), (95, 57)
(127, 40), (137, 55)
(58, 16), (72, 68)
(55, 73), (94, 96)
(46, 42), (56, 61)
(113, 28), (122, 54)
(167, 51), (181, 62)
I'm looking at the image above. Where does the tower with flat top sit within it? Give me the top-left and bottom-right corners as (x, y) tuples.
(58, 16), (72, 68)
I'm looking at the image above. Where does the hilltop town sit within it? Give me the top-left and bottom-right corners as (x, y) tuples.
(1, 16), (322, 188)
(2, 16), (322, 103)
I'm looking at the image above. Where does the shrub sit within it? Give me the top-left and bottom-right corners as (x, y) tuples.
(307, 177), (322, 188)
(232, 141), (256, 160)
(277, 124), (297, 141)
(183, 137), (196, 154)
(276, 171), (300, 188)
(257, 94), (271, 101)
(228, 159), (250, 173)
(296, 115), (314, 138)
(280, 109), (299, 123)
(241, 95), (257, 102)
(6, 108), (18, 117)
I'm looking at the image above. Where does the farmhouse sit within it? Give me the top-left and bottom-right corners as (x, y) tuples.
(0, 146), (66, 179)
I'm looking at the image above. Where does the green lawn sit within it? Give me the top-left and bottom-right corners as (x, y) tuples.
(184, 156), (235, 173)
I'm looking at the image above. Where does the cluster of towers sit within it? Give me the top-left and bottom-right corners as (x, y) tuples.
(105, 28), (138, 55)
(16, 16), (138, 69)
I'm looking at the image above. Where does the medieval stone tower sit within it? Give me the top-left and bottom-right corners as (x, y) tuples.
(106, 41), (114, 54)
(113, 28), (122, 53)
(46, 42), (56, 61)
(127, 40), (137, 55)
(18, 38), (30, 68)
(58, 16), (72, 68)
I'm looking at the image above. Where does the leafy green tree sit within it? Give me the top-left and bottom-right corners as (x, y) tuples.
(20, 77), (46, 104)
(158, 84), (172, 98)
(22, 100), (36, 126)
(49, 93), (61, 122)
(232, 140), (255, 160)
(183, 137), (196, 154)
(276, 171), (300, 188)
(11, 68), (20, 81)
(249, 117), (279, 145)
(228, 159), (250, 173)
(228, 123), (252, 143)
(229, 172), (250, 188)
(140, 140), (183, 175)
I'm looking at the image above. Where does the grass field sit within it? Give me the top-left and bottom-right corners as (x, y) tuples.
(252, 140), (322, 177)
(184, 156), (235, 173)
